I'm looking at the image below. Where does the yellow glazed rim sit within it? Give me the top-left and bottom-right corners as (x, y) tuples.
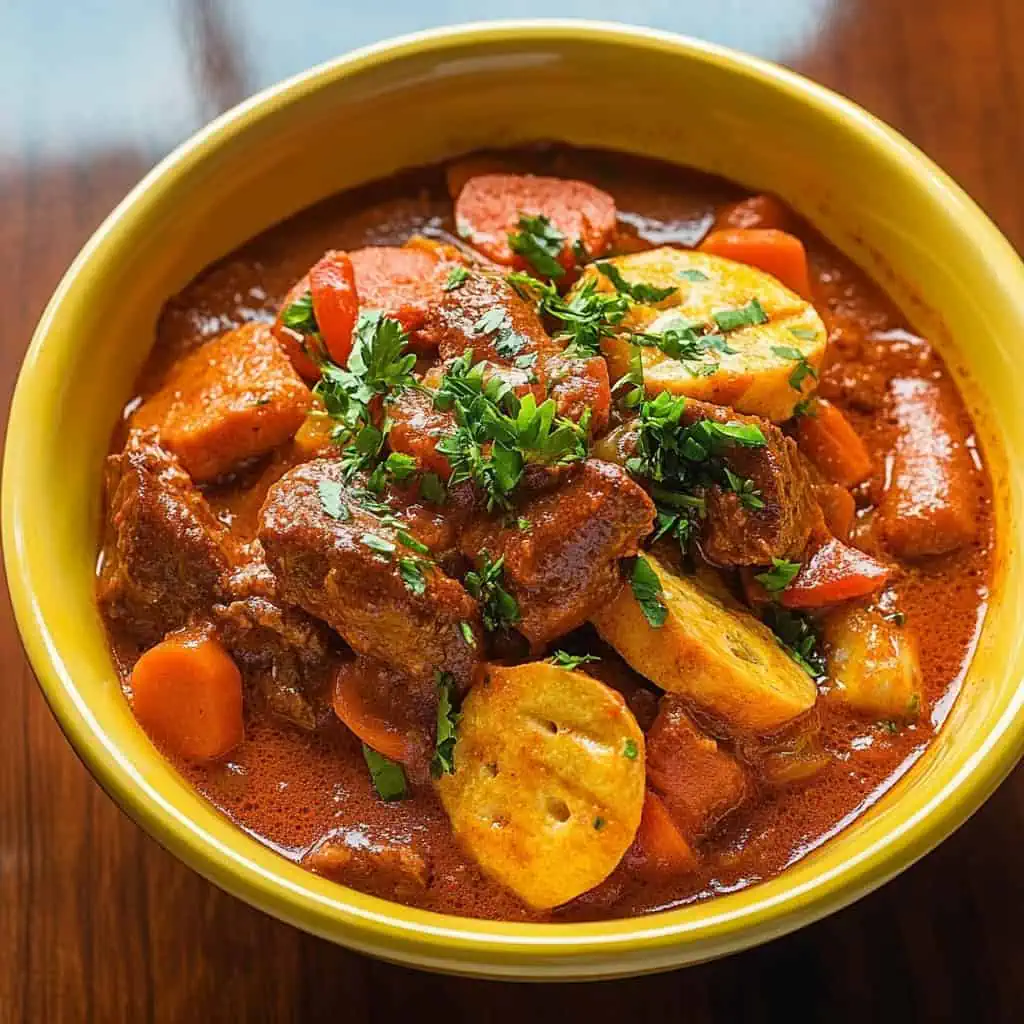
(6, 20), (1024, 979)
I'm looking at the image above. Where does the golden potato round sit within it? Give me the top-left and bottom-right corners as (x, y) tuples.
(578, 247), (826, 421)
(592, 554), (817, 733)
(436, 662), (645, 910)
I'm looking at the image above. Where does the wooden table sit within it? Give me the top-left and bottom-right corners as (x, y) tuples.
(3, 1), (1023, 1019)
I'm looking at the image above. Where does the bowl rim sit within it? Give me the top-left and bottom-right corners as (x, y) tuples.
(7, 17), (1024, 973)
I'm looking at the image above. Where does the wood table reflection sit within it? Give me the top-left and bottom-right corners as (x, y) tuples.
(2, 1), (1023, 1020)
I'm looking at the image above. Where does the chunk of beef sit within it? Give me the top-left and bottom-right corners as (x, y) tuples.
(258, 460), (483, 684)
(459, 460), (655, 648)
(303, 831), (429, 903)
(98, 429), (236, 645)
(131, 322), (312, 481)
(645, 695), (749, 841)
(691, 399), (820, 565)
(213, 592), (333, 731)
(546, 352), (611, 435)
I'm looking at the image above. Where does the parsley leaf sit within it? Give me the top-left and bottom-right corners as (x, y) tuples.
(548, 651), (602, 671)
(597, 262), (677, 303)
(281, 290), (317, 333)
(712, 298), (769, 332)
(419, 471), (447, 506)
(630, 556), (667, 628)
(465, 552), (520, 632)
(771, 344), (818, 391)
(508, 213), (565, 278)
(431, 671), (460, 778)
(317, 479), (349, 521)
(763, 605), (826, 678)
(473, 308), (508, 336)
(397, 529), (430, 555)
(398, 557), (427, 596)
(443, 265), (470, 291)
(459, 620), (477, 647)
(507, 271), (628, 358)
(755, 557), (802, 593)
(362, 744), (407, 801)
(623, 738), (639, 760)
(361, 533), (395, 557)
(789, 326), (818, 341)
(678, 268), (710, 282)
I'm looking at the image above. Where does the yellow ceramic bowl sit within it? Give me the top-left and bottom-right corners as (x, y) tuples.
(5, 20), (1024, 980)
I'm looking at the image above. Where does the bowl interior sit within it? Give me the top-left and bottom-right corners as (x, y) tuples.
(6, 23), (1024, 979)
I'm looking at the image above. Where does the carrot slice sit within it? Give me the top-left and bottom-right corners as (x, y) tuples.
(633, 791), (698, 877)
(272, 275), (321, 382)
(714, 193), (790, 232)
(454, 173), (616, 274)
(781, 537), (891, 609)
(131, 630), (243, 761)
(349, 245), (451, 347)
(698, 228), (812, 299)
(815, 482), (856, 541)
(795, 399), (873, 488)
(310, 251), (359, 365)
(332, 661), (417, 764)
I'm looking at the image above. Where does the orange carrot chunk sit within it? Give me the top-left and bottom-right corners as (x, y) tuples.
(454, 173), (616, 275)
(815, 482), (856, 541)
(698, 228), (812, 299)
(272, 274), (321, 382)
(714, 193), (791, 232)
(131, 630), (243, 761)
(781, 537), (891, 609)
(633, 791), (698, 877)
(795, 399), (873, 488)
(310, 250), (360, 365)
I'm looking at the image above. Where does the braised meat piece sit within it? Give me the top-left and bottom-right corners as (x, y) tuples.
(131, 322), (312, 481)
(645, 695), (749, 841)
(98, 429), (236, 645)
(258, 459), (483, 683)
(213, 593), (333, 731)
(459, 460), (655, 648)
(690, 400), (820, 565)
(303, 831), (430, 903)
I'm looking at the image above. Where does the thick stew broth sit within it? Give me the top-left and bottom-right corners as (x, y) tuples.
(101, 146), (992, 921)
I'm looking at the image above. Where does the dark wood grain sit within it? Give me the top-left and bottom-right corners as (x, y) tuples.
(3, 1), (1023, 1020)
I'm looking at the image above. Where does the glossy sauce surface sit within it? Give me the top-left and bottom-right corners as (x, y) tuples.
(114, 147), (993, 921)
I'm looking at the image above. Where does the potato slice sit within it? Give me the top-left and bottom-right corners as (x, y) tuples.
(579, 247), (826, 421)
(591, 554), (817, 733)
(824, 605), (924, 720)
(436, 662), (645, 909)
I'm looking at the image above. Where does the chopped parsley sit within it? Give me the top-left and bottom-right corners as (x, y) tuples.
(548, 651), (602, 671)
(789, 326), (818, 341)
(678, 268), (710, 282)
(433, 352), (589, 511)
(624, 391), (768, 552)
(280, 290), (317, 334)
(593, 816), (606, 830)
(623, 738), (639, 760)
(398, 557), (427, 596)
(631, 316), (736, 378)
(597, 262), (677, 303)
(473, 308), (508, 336)
(465, 552), (521, 632)
(755, 557), (802, 593)
(771, 344), (818, 391)
(419, 471), (447, 506)
(443, 265), (471, 291)
(361, 533), (395, 557)
(397, 530), (429, 555)
(317, 479), (349, 521)
(362, 744), (408, 802)
(507, 271), (629, 358)
(508, 213), (565, 278)
(459, 620), (477, 647)
(712, 298), (768, 332)
(430, 671), (460, 778)
(630, 556), (667, 628)
(762, 605), (826, 678)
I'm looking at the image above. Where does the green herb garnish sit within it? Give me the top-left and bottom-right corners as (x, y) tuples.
(630, 556), (667, 628)
(443, 265), (470, 291)
(361, 533), (395, 557)
(465, 552), (520, 632)
(419, 471), (447, 506)
(459, 620), (477, 647)
(362, 744), (408, 801)
(623, 738), (639, 760)
(597, 262), (676, 303)
(281, 290), (317, 333)
(755, 557), (802, 593)
(548, 651), (602, 671)
(508, 213), (565, 278)
(317, 479), (349, 521)
(771, 344), (818, 391)
(712, 298), (768, 332)
(678, 268), (710, 282)
(398, 557), (427, 596)
(762, 605), (826, 678)
(431, 671), (460, 778)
